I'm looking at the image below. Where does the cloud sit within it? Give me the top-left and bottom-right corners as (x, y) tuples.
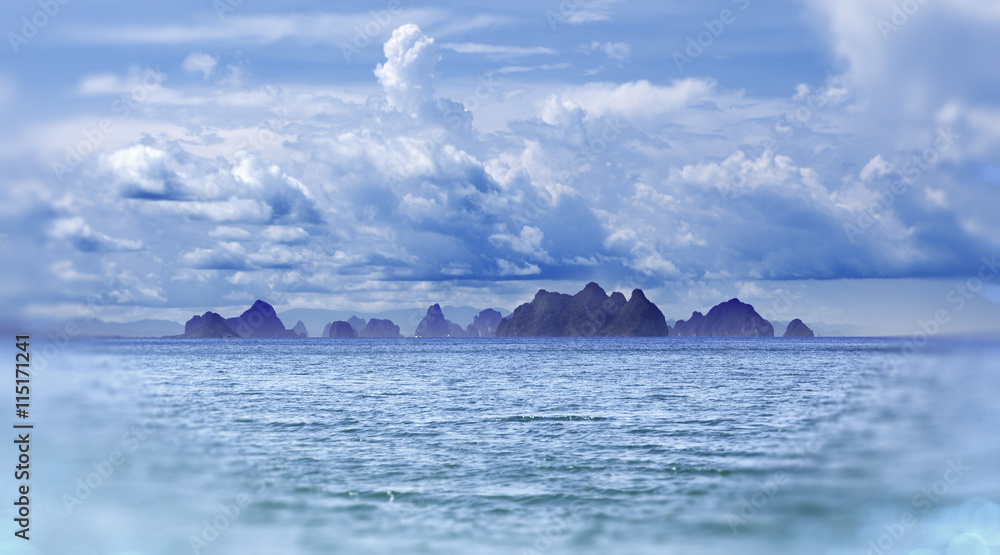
(62, 10), (443, 45)
(496, 259), (542, 276)
(489, 225), (551, 261)
(261, 226), (310, 244)
(218, 64), (247, 88)
(580, 41), (631, 61)
(374, 24), (440, 117)
(149, 199), (274, 223)
(78, 67), (167, 95)
(628, 250), (681, 278)
(209, 226), (252, 240)
(49, 260), (100, 283)
(8, 16), (999, 329)
(181, 242), (249, 270)
(548, 0), (624, 25)
(62, 21), (997, 290)
(105, 145), (178, 199)
(440, 43), (557, 57)
(101, 145), (322, 225)
(494, 63), (572, 75)
(804, 0), (1000, 167)
(181, 52), (218, 79)
(564, 79), (713, 119)
(49, 217), (143, 252)
(735, 281), (769, 300)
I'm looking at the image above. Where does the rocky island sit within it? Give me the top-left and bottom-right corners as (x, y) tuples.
(466, 309), (503, 338)
(327, 321), (358, 338)
(672, 298), (774, 337)
(169, 286), (816, 340)
(174, 300), (298, 338)
(495, 282), (670, 337)
(225, 300), (300, 338)
(348, 316), (367, 334)
(415, 304), (466, 337)
(360, 319), (403, 338)
(177, 311), (237, 338)
(783, 318), (815, 337)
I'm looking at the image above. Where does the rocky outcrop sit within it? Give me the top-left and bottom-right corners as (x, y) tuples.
(327, 321), (358, 338)
(322, 323), (332, 338)
(466, 309), (503, 337)
(359, 319), (402, 338)
(448, 322), (467, 338)
(180, 311), (237, 338)
(496, 283), (669, 337)
(225, 300), (298, 338)
(783, 318), (815, 338)
(672, 298), (774, 337)
(415, 304), (464, 337)
(601, 289), (671, 337)
(348, 316), (367, 334)
(292, 320), (308, 338)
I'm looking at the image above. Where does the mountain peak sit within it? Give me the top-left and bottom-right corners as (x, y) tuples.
(416, 303), (459, 337)
(783, 318), (815, 338)
(673, 299), (773, 337)
(497, 282), (668, 337)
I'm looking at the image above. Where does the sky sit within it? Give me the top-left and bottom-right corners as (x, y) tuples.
(1, 0), (999, 336)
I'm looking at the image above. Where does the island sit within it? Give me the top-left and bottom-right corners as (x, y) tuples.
(672, 298), (774, 337)
(176, 311), (237, 338)
(415, 304), (466, 337)
(495, 282), (670, 337)
(360, 319), (403, 338)
(466, 309), (503, 338)
(327, 321), (358, 338)
(783, 318), (816, 338)
(225, 300), (300, 338)
(175, 301), (297, 338)
(167, 287), (817, 340)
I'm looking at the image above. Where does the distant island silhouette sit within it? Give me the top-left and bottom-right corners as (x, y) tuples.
(169, 283), (814, 338)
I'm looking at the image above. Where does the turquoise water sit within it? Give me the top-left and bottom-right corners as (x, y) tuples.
(3, 337), (1000, 554)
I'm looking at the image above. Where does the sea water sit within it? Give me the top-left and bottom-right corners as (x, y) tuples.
(3, 337), (999, 554)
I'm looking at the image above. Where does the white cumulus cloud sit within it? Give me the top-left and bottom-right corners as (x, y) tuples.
(181, 52), (218, 79)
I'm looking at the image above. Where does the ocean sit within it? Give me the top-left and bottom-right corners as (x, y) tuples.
(4, 337), (1000, 555)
